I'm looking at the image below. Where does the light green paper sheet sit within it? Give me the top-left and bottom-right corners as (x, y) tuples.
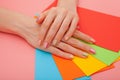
(90, 44), (120, 65)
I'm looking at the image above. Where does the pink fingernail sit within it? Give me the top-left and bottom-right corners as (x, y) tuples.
(90, 49), (96, 54)
(43, 42), (48, 48)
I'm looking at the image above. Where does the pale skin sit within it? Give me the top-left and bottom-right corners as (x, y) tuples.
(37, 0), (82, 48)
(0, 7), (96, 59)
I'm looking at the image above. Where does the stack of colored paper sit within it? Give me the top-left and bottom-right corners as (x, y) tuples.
(35, 1), (120, 80)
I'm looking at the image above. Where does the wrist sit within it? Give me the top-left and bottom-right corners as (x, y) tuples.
(57, 0), (77, 12)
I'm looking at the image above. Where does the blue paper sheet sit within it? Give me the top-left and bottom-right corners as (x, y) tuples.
(35, 49), (62, 80)
(75, 76), (91, 80)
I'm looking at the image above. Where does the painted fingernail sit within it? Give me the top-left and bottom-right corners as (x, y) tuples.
(36, 18), (39, 22)
(82, 53), (88, 57)
(70, 55), (74, 59)
(38, 40), (42, 45)
(53, 40), (57, 45)
(64, 37), (69, 41)
(90, 38), (96, 43)
(34, 13), (39, 19)
(43, 42), (48, 48)
(90, 49), (96, 54)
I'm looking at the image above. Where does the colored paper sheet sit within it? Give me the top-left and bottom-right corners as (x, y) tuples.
(115, 51), (120, 62)
(73, 55), (107, 76)
(35, 49), (62, 80)
(45, 1), (86, 79)
(97, 64), (114, 73)
(77, 7), (120, 52)
(53, 55), (85, 80)
(75, 76), (91, 80)
(90, 44), (120, 65)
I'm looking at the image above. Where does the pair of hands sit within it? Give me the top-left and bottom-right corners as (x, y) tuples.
(25, 6), (96, 59)
(0, 2), (96, 59)
(0, 0), (96, 59)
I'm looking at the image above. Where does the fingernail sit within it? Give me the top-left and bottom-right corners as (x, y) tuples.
(34, 13), (39, 19)
(36, 17), (40, 22)
(70, 55), (74, 59)
(82, 53), (88, 57)
(53, 40), (57, 45)
(38, 40), (42, 45)
(90, 49), (96, 54)
(90, 38), (96, 43)
(43, 42), (48, 48)
(64, 37), (69, 41)
(35, 13), (40, 17)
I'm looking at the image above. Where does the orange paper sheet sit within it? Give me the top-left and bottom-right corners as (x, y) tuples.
(53, 55), (85, 80)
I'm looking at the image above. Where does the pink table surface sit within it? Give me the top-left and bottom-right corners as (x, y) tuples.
(0, 0), (120, 80)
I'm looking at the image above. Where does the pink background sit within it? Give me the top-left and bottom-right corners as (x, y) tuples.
(0, 0), (120, 80)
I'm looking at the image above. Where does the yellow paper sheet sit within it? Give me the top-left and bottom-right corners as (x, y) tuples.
(72, 55), (107, 76)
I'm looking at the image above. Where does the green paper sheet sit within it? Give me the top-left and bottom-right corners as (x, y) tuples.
(90, 44), (120, 65)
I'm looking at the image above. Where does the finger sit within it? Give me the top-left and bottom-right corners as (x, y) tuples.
(44, 9), (67, 47)
(36, 10), (49, 24)
(56, 42), (88, 58)
(73, 30), (96, 43)
(46, 46), (74, 59)
(52, 12), (73, 46)
(64, 16), (79, 41)
(38, 9), (56, 48)
(63, 37), (96, 54)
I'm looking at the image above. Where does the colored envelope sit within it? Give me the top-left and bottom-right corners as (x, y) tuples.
(73, 55), (107, 76)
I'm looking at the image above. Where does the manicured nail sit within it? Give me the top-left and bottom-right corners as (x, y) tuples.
(90, 49), (96, 54)
(43, 42), (48, 48)
(82, 53), (88, 57)
(36, 17), (40, 22)
(70, 55), (74, 59)
(64, 37), (69, 41)
(90, 38), (96, 43)
(38, 40), (42, 45)
(53, 40), (57, 45)
(35, 13), (40, 17)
